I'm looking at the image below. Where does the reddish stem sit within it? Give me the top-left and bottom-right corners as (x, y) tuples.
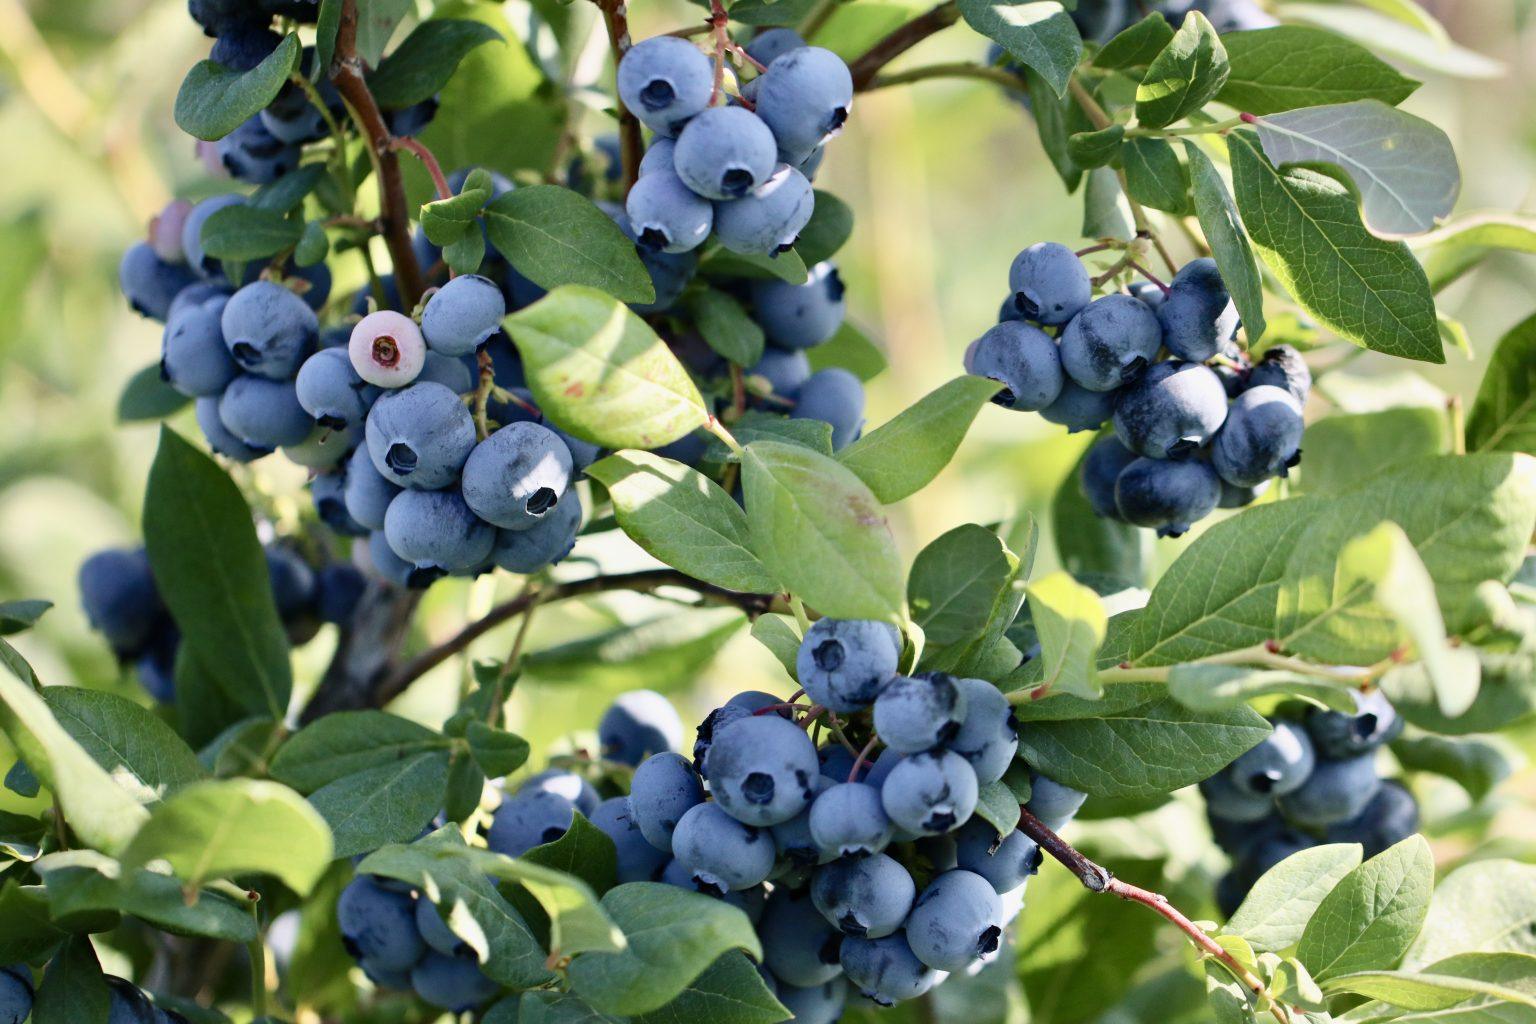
(849, 736), (879, 782)
(391, 137), (452, 201)
(848, 1), (960, 91)
(1126, 259), (1172, 296)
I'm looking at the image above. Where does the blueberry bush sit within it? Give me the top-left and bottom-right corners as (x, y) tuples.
(2, 0), (1536, 1022)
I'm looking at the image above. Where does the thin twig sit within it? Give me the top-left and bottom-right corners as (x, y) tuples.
(391, 136), (452, 201)
(847, 1), (960, 90)
(593, 0), (643, 192)
(862, 61), (1025, 92)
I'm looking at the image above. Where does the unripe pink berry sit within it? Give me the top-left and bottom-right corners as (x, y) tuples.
(349, 311), (426, 388)
(150, 199), (193, 264)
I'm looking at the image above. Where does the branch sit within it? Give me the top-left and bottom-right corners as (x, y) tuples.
(862, 61), (1025, 92)
(329, 0), (425, 309)
(848, 1), (960, 91)
(391, 137), (452, 202)
(594, 0), (643, 193)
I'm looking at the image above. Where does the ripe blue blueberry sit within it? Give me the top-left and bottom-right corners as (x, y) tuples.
(874, 673), (968, 753)
(106, 977), (160, 1024)
(78, 548), (163, 656)
(603, 203), (700, 314)
(1220, 478), (1269, 509)
(492, 488), (583, 574)
(793, 368), (865, 450)
(210, 24), (281, 69)
(777, 978), (848, 1024)
(945, 676), (1018, 785)
(1059, 294), (1163, 392)
(760, 887), (845, 987)
(166, 281), (230, 323)
(839, 933), (940, 1006)
(1113, 456), (1221, 537)
(1246, 344), (1311, 403)
(629, 751), (705, 853)
(313, 470), (367, 536)
(811, 852), (915, 938)
(365, 530), (418, 588)
(810, 781), (894, 858)
(461, 422), (573, 531)
(713, 164), (816, 255)
(1228, 720), (1315, 797)
(967, 321), (1064, 412)
(1113, 360), (1229, 460)
(746, 27), (807, 68)
(1024, 771), (1087, 831)
(1211, 385), (1304, 487)
(316, 562), (368, 623)
(818, 744), (863, 784)
(617, 36), (714, 136)
(753, 47), (853, 165)
(1323, 780), (1418, 858)
(639, 137), (677, 176)
(797, 618), (900, 714)
(383, 489), (496, 578)
(488, 790), (576, 856)
(181, 194), (247, 281)
(414, 898), (467, 957)
(705, 713), (821, 826)
(337, 877), (426, 971)
(771, 773), (831, 866)
(750, 346), (812, 399)
(1157, 258), (1238, 362)
(119, 242), (198, 322)
(624, 169), (714, 253)
(880, 750), (979, 835)
(674, 106), (779, 200)
(954, 818), (1042, 894)
(410, 952), (498, 1012)
(265, 545), (316, 622)
(221, 281), (318, 379)
(344, 445), (401, 531)
(1165, 0), (1278, 32)
(862, 747), (905, 790)
(296, 347), (375, 430)
(422, 275), (506, 356)
(600, 689), (684, 767)
(1276, 754), (1382, 828)
(1200, 767), (1275, 823)
(217, 115), (301, 184)
(1080, 435), (1137, 520)
(196, 395), (271, 462)
(670, 801), (777, 893)
(905, 869), (1004, 971)
(162, 295), (237, 397)
(219, 375), (313, 448)
(1008, 242), (1091, 325)
(0, 966), (31, 1024)
(590, 796), (670, 882)
(1041, 380), (1119, 433)
(1304, 689), (1403, 759)
(365, 382), (477, 490)
(413, 351), (474, 398)
(1237, 828), (1317, 885)
(752, 261), (846, 350)
(519, 768), (601, 816)
(1072, 0), (1135, 41)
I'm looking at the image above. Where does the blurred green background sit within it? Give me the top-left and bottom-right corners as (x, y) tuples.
(0, 0), (1531, 882)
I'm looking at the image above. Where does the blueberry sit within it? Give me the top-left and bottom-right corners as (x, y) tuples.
(1008, 242), (1092, 325)
(365, 382), (477, 490)
(599, 689), (684, 767)
(797, 618), (900, 714)
(414, 898), (467, 956)
(384, 97), (439, 139)
(383, 489), (496, 577)
(1323, 780), (1418, 858)
(617, 36), (714, 136)
(196, 395), (272, 462)
(945, 676), (1018, 785)
(365, 530), (418, 588)
(422, 275), (506, 356)
(1304, 689), (1403, 759)
(954, 818), (1042, 894)
(106, 977), (158, 1024)
(713, 164), (816, 255)
(343, 445), (402, 531)
(1157, 258), (1239, 362)
(0, 967), (30, 1024)
(217, 115), (301, 184)
(629, 751), (705, 853)
(1200, 768), (1275, 824)
(874, 673), (968, 753)
(818, 744), (868, 785)
(1041, 380), (1119, 433)
(135, 625), (178, 702)
(673, 106), (780, 200)
(1080, 435), (1138, 520)
(296, 347), (375, 431)
(265, 545), (317, 621)
(603, 203), (700, 314)
(792, 368), (866, 450)
(771, 773), (831, 867)
(808, 781), (893, 859)
(1211, 385), (1303, 487)
(752, 262), (846, 350)
(410, 952), (498, 1012)
(1128, 279), (1167, 311)
(1228, 720), (1315, 797)
(350, 310), (427, 388)
(839, 933), (939, 1006)
(1059, 294), (1163, 392)
(488, 789), (576, 856)
(1220, 478), (1269, 509)
(188, 0), (263, 36)
(862, 747), (906, 790)
(492, 489), (583, 574)
(1276, 754), (1382, 828)
(358, 955), (412, 991)
(905, 869), (1004, 972)
(1072, 0), (1136, 41)
(161, 296), (236, 398)
(1164, 0), (1278, 32)
(316, 562), (368, 623)
(218, 281), (317, 379)
(967, 321), (1065, 412)
(590, 796), (670, 882)
(1235, 828), (1318, 885)
(166, 281), (230, 323)
(519, 769), (601, 816)
(705, 713), (821, 826)
(219, 375), (313, 448)
(1113, 360), (1229, 460)
(693, 703), (752, 771)
(210, 24), (281, 70)
(625, 169), (714, 253)
(746, 28), (808, 68)
(811, 853), (915, 938)
(880, 750), (978, 835)
(461, 422), (574, 530)
(1024, 771), (1087, 831)
(671, 801), (777, 892)
(1246, 344), (1311, 403)
(337, 877), (426, 971)
(78, 548), (163, 656)
(777, 978), (847, 1024)
(1114, 456), (1221, 537)
(749, 346), (812, 399)
(639, 137), (677, 176)
(181, 194), (247, 281)
(414, 350), (475, 396)
(753, 47), (853, 165)
(119, 242), (198, 322)
(760, 887), (845, 987)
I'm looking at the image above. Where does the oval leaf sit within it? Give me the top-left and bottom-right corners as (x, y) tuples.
(174, 33), (302, 141)
(1217, 26), (1419, 114)
(956, 0), (1083, 98)
(1467, 312), (1536, 456)
(838, 375), (1004, 504)
(368, 19), (505, 108)
(486, 187), (654, 304)
(1136, 12), (1229, 129)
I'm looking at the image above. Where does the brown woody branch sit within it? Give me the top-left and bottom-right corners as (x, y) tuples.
(594, 0), (644, 193)
(848, 1), (960, 91)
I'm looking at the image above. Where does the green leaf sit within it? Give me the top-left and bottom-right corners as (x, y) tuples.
(294, 220), (329, 267)
(956, 0), (1083, 98)
(1022, 65), (1083, 191)
(200, 204), (304, 262)
(742, 441), (905, 622)
(1225, 843), (1363, 953)
(1122, 137), (1190, 214)
(1297, 835), (1434, 981)
(750, 615), (801, 678)
(795, 191), (854, 267)
(144, 428), (292, 720)
(34, 849), (257, 942)
(1093, 13), (1174, 70)
(270, 710), (449, 792)
(250, 164), (327, 214)
(0, 600), (50, 636)
(466, 722), (530, 779)
(1228, 129), (1442, 362)
(513, 990), (627, 1023)
(1300, 407), (1448, 494)
(1217, 26), (1419, 114)
(118, 364), (191, 423)
(520, 812), (618, 897)
(1206, 965), (1257, 1024)
(43, 688), (205, 801)
(121, 779), (333, 894)
(505, 287), (708, 449)
(1025, 571), (1107, 700)
(701, 245), (809, 285)
(1252, 101), (1459, 238)
(1404, 860), (1536, 968)
(1167, 664), (1356, 713)
(805, 321), (887, 382)
(972, 779), (1022, 836)
(0, 882), (63, 962)
(685, 289), (765, 368)
(908, 525), (1018, 649)
(1390, 734), (1511, 803)
(1136, 12), (1229, 129)
(368, 19), (504, 108)
(1467, 312), (1536, 456)
(486, 187), (654, 304)
(307, 751), (451, 859)
(1052, 437), (1147, 587)
(356, 0), (414, 66)
(1416, 211), (1536, 291)
(522, 609), (744, 690)
(702, 413), (833, 461)
(1342, 952), (1536, 1020)
(1322, 960), (1536, 1012)
(0, 671), (148, 854)
(567, 882), (762, 1015)
(837, 376), (1004, 504)
(632, 952), (789, 1024)
(587, 451), (778, 595)
(174, 33), (302, 141)
(33, 935), (109, 1024)
(1068, 125), (1127, 168)
(457, 841), (626, 957)
(1184, 141), (1267, 344)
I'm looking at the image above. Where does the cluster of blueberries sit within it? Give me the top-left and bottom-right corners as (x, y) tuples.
(619, 30), (850, 258)
(1071, 0), (1276, 40)
(1201, 690), (1418, 916)
(964, 243), (1311, 536)
(77, 544), (364, 701)
(0, 966), (188, 1024)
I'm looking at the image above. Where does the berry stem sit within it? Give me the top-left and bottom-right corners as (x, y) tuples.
(245, 898), (268, 1020)
(847, 1), (961, 91)
(473, 349), (496, 441)
(1448, 394), (1467, 456)
(1126, 259), (1172, 296)
(1125, 115), (1247, 139)
(705, 417), (746, 457)
(390, 136), (453, 202)
(709, 0), (731, 107)
(849, 735), (879, 782)
(593, 0), (644, 193)
(861, 61), (1030, 92)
